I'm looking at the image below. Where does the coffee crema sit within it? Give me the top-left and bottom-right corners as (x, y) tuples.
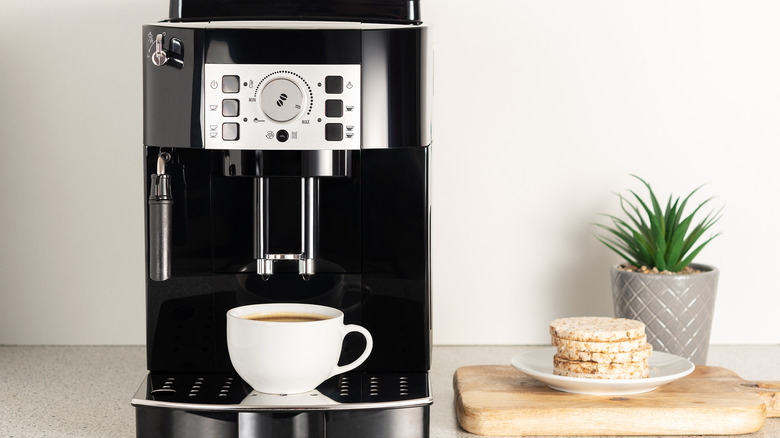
(242, 311), (332, 323)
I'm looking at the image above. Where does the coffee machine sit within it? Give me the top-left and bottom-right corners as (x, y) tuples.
(131, 0), (432, 437)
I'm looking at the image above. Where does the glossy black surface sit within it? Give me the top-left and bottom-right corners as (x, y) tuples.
(136, 408), (237, 438)
(205, 29), (361, 64)
(362, 27), (431, 149)
(135, 405), (429, 438)
(143, 26), (204, 149)
(144, 147), (430, 372)
(168, 0), (421, 24)
(143, 25), (431, 150)
(140, 19), (431, 438)
(139, 371), (429, 405)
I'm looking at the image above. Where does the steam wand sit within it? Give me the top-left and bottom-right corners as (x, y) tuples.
(300, 176), (318, 280)
(148, 152), (172, 281)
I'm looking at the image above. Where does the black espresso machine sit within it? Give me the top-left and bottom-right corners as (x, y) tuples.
(132, 0), (432, 437)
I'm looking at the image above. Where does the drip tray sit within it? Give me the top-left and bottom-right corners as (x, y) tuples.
(132, 372), (431, 411)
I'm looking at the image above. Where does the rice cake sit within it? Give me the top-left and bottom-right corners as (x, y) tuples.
(554, 355), (648, 375)
(550, 317), (645, 342)
(551, 334), (648, 353)
(553, 367), (650, 379)
(555, 343), (652, 364)
(549, 316), (650, 380)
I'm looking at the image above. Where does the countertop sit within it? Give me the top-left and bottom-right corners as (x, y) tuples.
(0, 345), (778, 437)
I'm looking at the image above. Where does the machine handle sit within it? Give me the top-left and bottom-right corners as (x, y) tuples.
(152, 34), (170, 66)
(151, 33), (184, 68)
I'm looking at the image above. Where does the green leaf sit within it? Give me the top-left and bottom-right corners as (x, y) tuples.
(594, 222), (636, 251)
(672, 233), (721, 272)
(619, 195), (655, 251)
(665, 197), (680, 246)
(594, 234), (641, 267)
(674, 184), (705, 225)
(608, 215), (655, 265)
(664, 213), (694, 266)
(627, 189), (659, 249)
(595, 176), (721, 272)
(632, 175), (667, 238)
(629, 229), (654, 266)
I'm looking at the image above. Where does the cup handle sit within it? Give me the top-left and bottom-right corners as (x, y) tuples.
(328, 324), (373, 378)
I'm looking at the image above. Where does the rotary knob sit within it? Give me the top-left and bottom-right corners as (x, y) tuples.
(260, 78), (305, 123)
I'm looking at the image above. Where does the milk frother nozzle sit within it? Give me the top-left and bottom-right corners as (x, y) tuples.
(149, 153), (172, 200)
(149, 153), (173, 281)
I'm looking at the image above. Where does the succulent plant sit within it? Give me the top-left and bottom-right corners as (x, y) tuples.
(595, 175), (722, 273)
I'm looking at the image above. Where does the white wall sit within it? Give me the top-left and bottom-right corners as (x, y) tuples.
(0, 0), (165, 344)
(1, 0), (778, 345)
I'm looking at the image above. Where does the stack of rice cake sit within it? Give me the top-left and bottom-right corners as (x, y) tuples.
(550, 317), (652, 379)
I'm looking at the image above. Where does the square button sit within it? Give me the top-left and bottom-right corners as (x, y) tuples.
(325, 123), (343, 141)
(325, 76), (343, 94)
(222, 75), (240, 93)
(222, 99), (240, 117)
(325, 99), (343, 118)
(223, 123), (239, 141)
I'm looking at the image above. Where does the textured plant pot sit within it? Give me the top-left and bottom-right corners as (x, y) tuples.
(611, 263), (719, 365)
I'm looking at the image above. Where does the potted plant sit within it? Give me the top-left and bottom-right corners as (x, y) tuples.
(595, 175), (722, 365)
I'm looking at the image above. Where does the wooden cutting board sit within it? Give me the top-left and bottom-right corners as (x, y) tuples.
(454, 365), (780, 436)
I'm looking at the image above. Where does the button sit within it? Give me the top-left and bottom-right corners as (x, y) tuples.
(325, 76), (343, 94)
(222, 99), (239, 117)
(223, 123), (239, 141)
(170, 38), (183, 56)
(222, 75), (240, 93)
(276, 130), (289, 142)
(325, 100), (343, 118)
(325, 123), (343, 141)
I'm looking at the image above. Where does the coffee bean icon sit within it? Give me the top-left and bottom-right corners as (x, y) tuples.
(276, 93), (288, 107)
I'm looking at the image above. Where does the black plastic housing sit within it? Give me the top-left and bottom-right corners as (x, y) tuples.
(138, 20), (431, 438)
(168, 0), (421, 24)
(143, 26), (431, 150)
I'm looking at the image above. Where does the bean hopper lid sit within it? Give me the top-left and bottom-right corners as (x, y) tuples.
(168, 0), (421, 24)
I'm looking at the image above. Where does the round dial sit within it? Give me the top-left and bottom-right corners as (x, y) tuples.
(260, 78), (304, 122)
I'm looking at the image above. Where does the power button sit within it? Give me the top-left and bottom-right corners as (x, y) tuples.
(276, 130), (289, 142)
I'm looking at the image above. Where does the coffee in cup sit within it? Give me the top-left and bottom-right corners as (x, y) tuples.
(226, 303), (373, 395)
(241, 312), (331, 323)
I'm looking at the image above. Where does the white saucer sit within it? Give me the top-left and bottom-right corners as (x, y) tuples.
(511, 347), (695, 395)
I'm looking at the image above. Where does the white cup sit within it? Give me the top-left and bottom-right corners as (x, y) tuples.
(226, 303), (373, 394)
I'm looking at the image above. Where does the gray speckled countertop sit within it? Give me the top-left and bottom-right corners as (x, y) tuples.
(0, 345), (778, 437)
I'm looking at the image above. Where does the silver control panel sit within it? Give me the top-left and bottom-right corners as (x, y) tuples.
(204, 64), (361, 150)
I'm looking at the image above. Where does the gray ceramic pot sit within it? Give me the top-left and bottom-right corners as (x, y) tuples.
(611, 263), (719, 365)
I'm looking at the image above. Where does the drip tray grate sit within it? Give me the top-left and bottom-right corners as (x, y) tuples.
(138, 372), (429, 409)
(148, 374), (247, 404)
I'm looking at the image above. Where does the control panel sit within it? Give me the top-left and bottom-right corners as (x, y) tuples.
(204, 64), (360, 150)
